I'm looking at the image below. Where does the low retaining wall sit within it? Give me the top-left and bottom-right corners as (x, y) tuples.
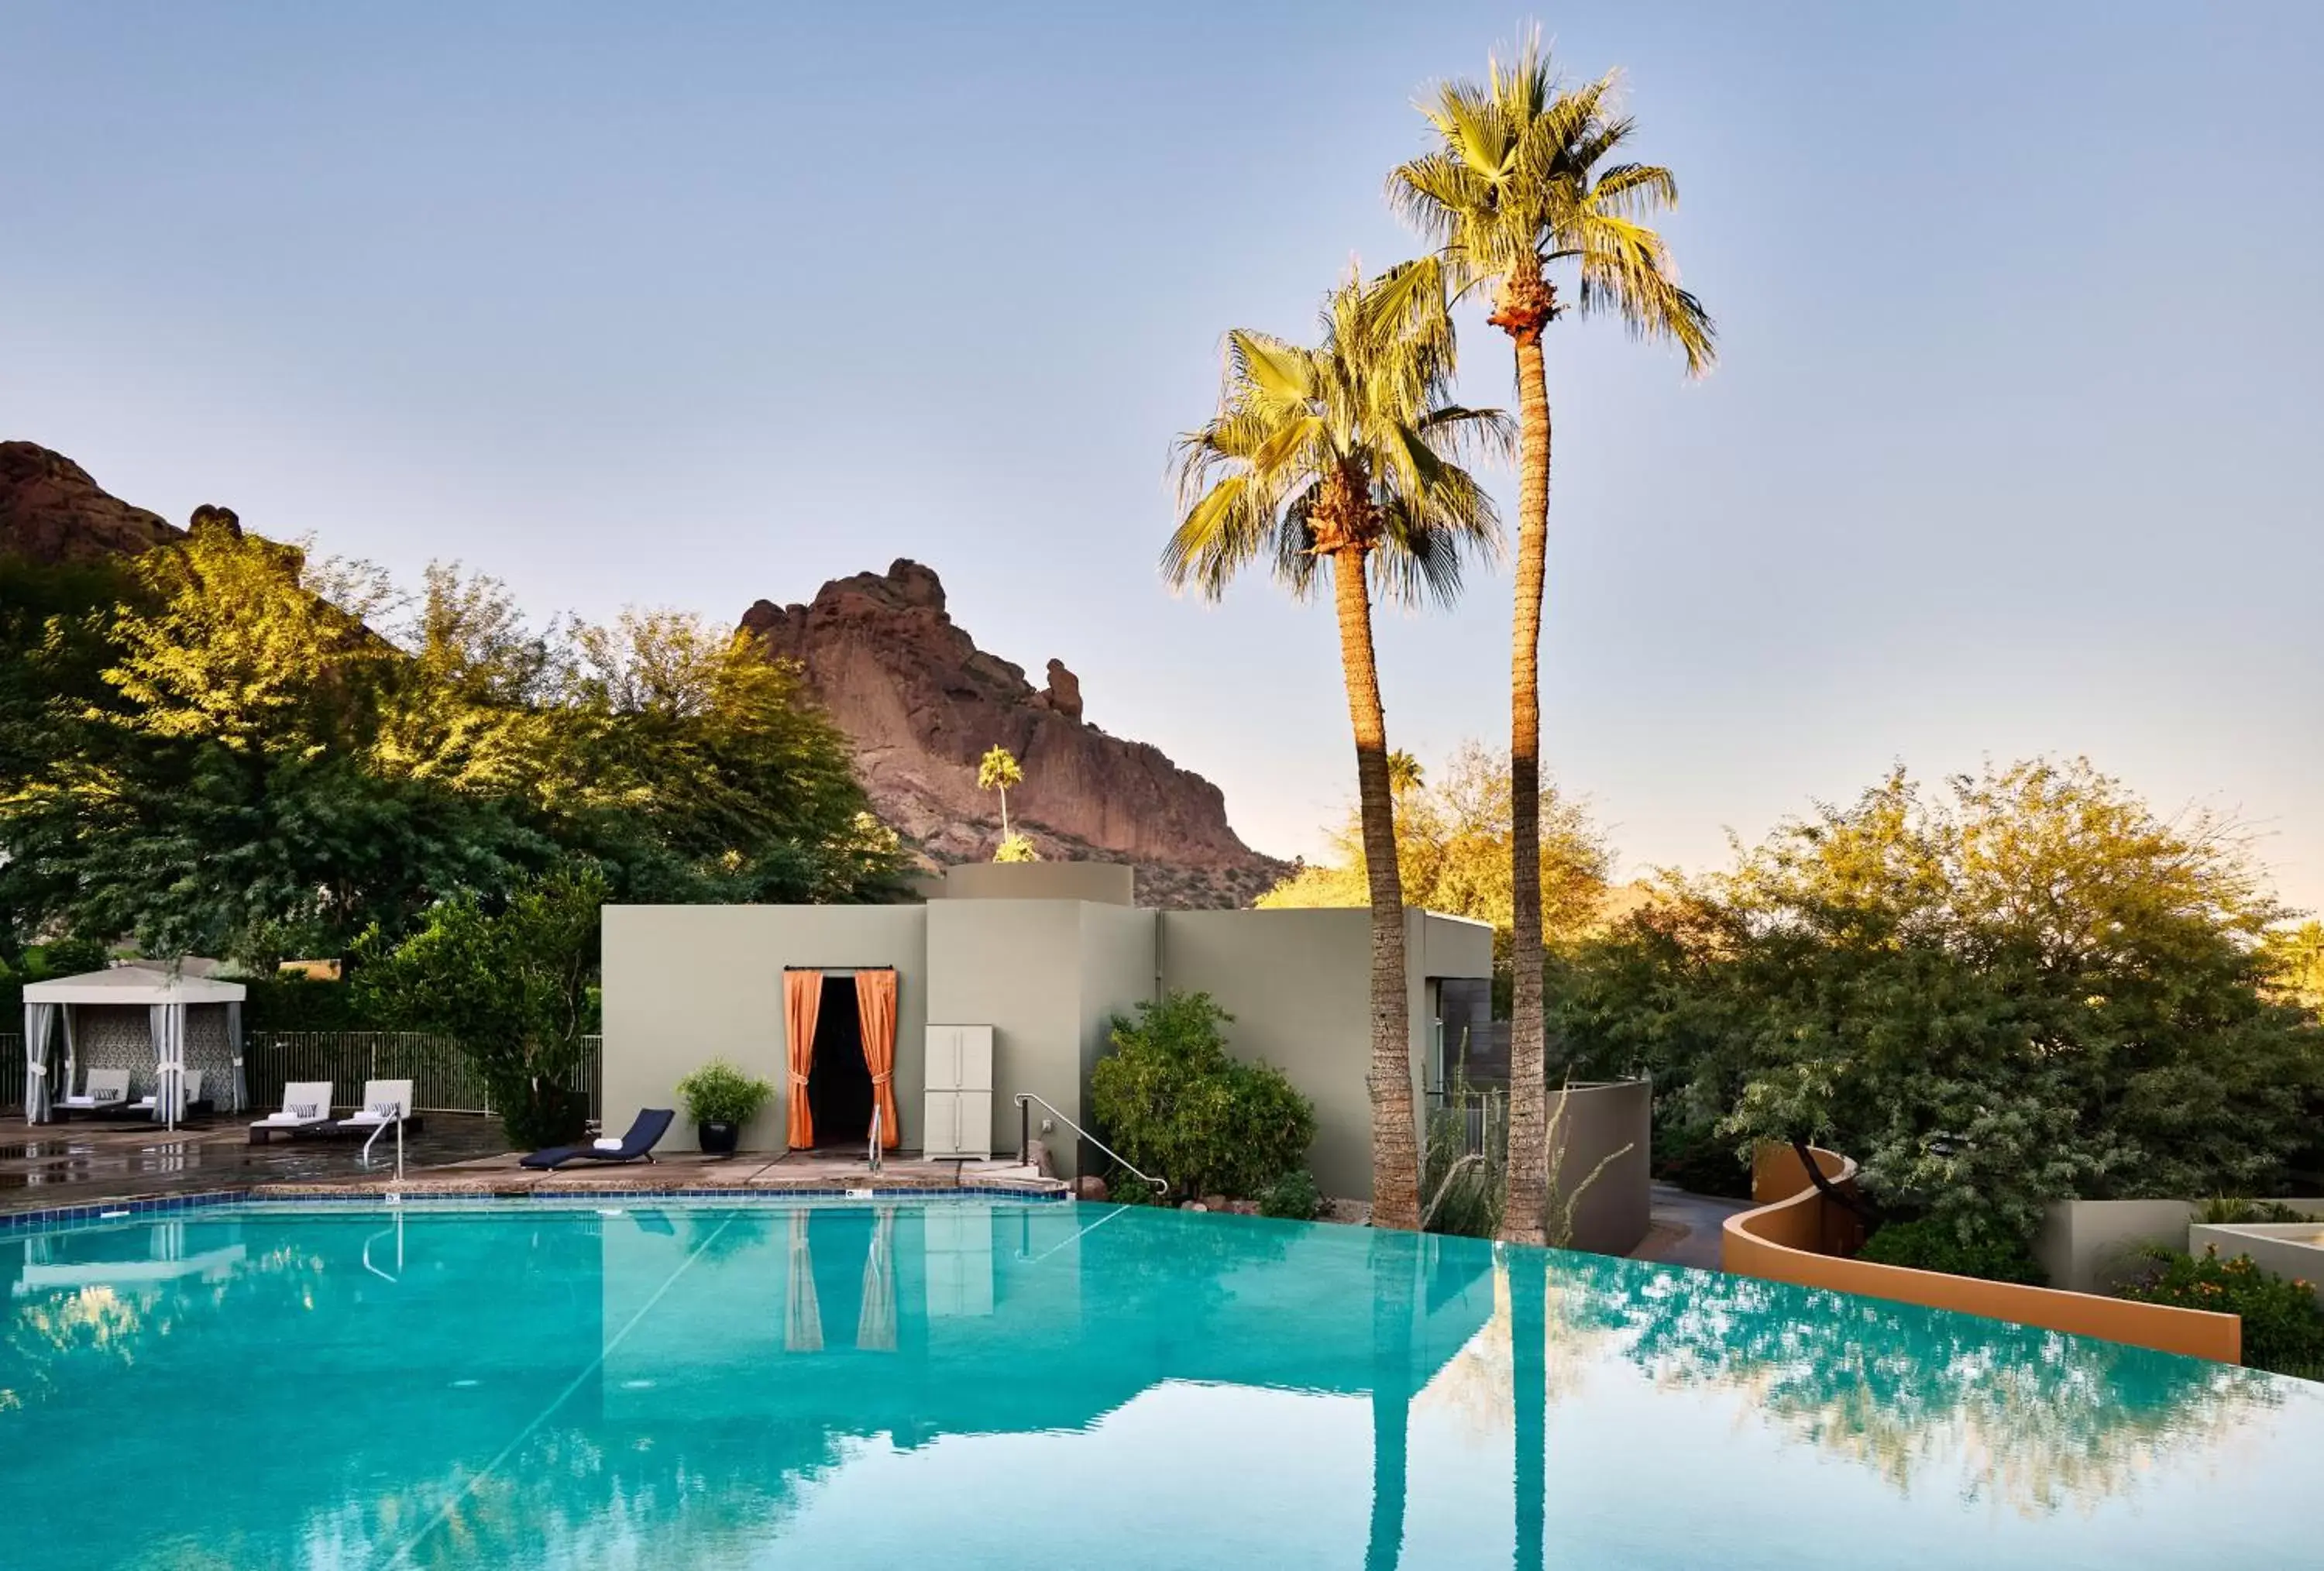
(2037, 1198), (2324, 1294)
(1723, 1145), (2242, 1364)
(1549, 1079), (1652, 1257)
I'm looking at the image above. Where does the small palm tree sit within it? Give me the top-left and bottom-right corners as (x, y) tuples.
(977, 744), (1023, 858)
(1392, 33), (1714, 1245)
(1165, 261), (1509, 1229)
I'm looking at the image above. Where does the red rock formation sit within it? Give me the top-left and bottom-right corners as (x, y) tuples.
(0, 442), (181, 563)
(741, 561), (1288, 906)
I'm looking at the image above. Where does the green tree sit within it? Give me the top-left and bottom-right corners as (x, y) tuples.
(2263, 920), (2324, 1017)
(1164, 261), (1508, 1229)
(0, 517), (902, 964)
(353, 864), (606, 1146)
(1259, 741), (1612, 971)
(1392, 34), (1714, 1246)
(1554, 758), (2324, 1241)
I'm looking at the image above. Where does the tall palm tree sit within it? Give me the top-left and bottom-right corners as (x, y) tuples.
(1166, 261), (1508, 1229)
(1391, 35), (1714, 1244)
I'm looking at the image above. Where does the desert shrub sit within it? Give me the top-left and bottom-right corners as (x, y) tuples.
(1089, 992), (1315, 1204)
(1260, 1169), (1323, 1221)
(2196, 1196), (2311, 1225)
(2117, 1245), (2324, 1377)
(1422, 1076), (1504, 1238)
(1857, 1216), (2048, 1285)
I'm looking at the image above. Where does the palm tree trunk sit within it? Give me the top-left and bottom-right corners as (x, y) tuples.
(1501, 321), (1553, 1246)
(1332, 545), (1421, 1230)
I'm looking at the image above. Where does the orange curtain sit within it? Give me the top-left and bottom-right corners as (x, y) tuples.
(784, 970), (821, 1150)
(856, 969), (900, 1149)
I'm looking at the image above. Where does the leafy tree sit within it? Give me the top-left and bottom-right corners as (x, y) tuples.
(1394, 33), (1714, 1247)
(352, 865), (606, 1146)
(976, 744), (1023, 849)
(0, 526), (902, 964)
(552, 608), (906, 906)
(1164, 261), (1508, 1229)
(2264, 920), (2324, 1017)
(1259, 740), (1612, 970)
(1554, 758), (2324, 1242)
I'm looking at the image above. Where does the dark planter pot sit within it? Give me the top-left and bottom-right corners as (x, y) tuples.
(697, 1120), (740, 1156)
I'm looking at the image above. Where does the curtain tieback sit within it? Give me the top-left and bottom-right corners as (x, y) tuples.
(871, 1073), (892, 1086)
(27, 1063), (43, 1077)
(789, 1071), (810, 1087)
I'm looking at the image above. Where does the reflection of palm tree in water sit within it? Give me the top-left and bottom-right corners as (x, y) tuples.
(1367, 1230), (1419, 1571)
(1509, 1246), (1545, 1571)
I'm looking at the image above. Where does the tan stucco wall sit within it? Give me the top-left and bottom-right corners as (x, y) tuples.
(2037, 1199), (2324, 1294)
(600, 904), (929, 1153)
(924, 900), (1084, 1167)
(1157, 908), (1373, 1198)
(1549, 1079), (1652, 1256)
(938, 861), (1136, 906)
(1154, 908), (1491, 1201)
(602, 897), (1486, 1191)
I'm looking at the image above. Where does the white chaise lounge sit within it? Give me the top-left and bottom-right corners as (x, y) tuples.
(56, 1068), (132, 1118)
(249, 1081), (335, 1144)
(329, 1079), (418, 1137)
(122, 1070), (208, 1119)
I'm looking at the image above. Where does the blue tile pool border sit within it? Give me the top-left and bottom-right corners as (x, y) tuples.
(0, 1184), (1067, 1235)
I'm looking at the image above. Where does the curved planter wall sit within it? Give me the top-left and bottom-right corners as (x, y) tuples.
(1721, 1146), (2242, 1364)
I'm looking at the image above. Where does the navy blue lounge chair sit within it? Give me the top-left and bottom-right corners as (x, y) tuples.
(521, 1108), (675, 1170)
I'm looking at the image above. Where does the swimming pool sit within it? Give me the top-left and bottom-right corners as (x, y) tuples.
(2, 1198), (2317, 1569)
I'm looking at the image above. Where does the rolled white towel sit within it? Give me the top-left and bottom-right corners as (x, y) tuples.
(592, 1136), (624, 1151)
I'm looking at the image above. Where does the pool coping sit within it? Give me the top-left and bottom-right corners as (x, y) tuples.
(0, 1176), (1071, 1235)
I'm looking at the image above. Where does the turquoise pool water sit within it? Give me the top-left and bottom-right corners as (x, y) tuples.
(2, 1199), (2319, 1569)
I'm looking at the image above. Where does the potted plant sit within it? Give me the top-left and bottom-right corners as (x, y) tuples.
(673, 1060), (773, 1157)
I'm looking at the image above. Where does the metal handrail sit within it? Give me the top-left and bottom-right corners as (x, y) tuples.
(867, 1104), (884, 1175)
(1012, 1092), (1166, 1198)
(360, 1105), (405, 1184)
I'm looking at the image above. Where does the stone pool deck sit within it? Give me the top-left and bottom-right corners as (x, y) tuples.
(0, 1114), (1064, 1214)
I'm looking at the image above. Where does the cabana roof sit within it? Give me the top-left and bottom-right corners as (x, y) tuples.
(22, 966), (247, 1006)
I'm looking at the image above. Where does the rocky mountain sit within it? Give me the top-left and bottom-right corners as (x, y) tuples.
(741, 562), (1290, 907)
(3, 441), (1291, 909)
(0, 442), (181, 564)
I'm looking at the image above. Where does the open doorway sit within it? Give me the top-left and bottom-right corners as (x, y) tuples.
(806, 976), (873, 1148)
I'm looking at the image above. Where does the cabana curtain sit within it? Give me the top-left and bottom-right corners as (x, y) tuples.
(783, 969), (822, 1150)
(225, 1001), (249, 1111)
(854, 970), (900, 1150)
(22, 1004), (57, 1122)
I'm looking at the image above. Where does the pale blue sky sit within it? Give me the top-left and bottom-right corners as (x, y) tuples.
(5, 3), (2319, 907)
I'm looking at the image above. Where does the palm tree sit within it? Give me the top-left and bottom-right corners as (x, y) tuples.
(1391, 35), (1714, 1244)
(1166, 261), (1508, 1229)
(977, 744), (1024, 858)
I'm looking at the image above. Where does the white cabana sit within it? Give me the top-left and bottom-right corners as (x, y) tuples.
(21, 965), (249, 1128)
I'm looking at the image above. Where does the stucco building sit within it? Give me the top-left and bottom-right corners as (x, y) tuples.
(600, 863), (1494, 1198)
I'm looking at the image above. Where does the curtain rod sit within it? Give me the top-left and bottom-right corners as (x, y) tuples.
(782, 964), (896, 971)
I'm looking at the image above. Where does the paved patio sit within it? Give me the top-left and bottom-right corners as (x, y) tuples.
(0, 1114), (1064, 1213)
(0, 1115), (511, 1212)
(1627, 1181), (1752, 1270)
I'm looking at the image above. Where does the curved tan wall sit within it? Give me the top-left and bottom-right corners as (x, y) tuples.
(1722, 1145), (2242, 1365)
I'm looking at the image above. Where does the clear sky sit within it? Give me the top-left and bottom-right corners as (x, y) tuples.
(6, 2), (2320, 909)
